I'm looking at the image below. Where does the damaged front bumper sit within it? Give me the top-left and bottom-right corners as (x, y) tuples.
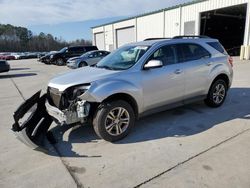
(12, 90), (91, 151)
(12, 91), (53, 152)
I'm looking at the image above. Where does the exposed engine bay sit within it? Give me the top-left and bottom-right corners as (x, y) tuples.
(12, 86), (93, 152)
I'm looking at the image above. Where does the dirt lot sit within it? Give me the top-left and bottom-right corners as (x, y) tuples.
(0, 58), (250, 188)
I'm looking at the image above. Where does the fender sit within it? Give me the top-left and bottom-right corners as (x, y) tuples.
(80, 79), (143, 114)
(205, 62), (232, 93)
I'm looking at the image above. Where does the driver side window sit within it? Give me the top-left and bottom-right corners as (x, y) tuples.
(149, 45), (177, 66)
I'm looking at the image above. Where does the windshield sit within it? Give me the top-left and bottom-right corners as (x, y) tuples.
(96, 45), (149, 70)
(59, 47), (68, 53)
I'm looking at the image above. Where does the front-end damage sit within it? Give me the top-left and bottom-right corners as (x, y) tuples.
(12, 86), (93, 152)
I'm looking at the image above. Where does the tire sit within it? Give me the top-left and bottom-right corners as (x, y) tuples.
(78, 62), (87, 68)
(205, 79), (228, 108)
(93, 100), (135, 142)
(56, 58), (65, 66)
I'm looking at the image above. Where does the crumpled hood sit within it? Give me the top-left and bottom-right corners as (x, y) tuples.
(48, 66), (121, 91)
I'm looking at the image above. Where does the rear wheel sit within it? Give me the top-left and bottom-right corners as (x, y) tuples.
(205, 79), (227, 107)
(93, 100), (135, 142)
(56, 58), (65, 66)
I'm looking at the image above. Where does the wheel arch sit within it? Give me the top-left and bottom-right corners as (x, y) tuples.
(211, 74), (230, 90)
(102, 93), (139, 119)
(78, 61), (88, 67)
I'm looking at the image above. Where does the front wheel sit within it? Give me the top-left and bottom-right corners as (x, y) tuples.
(78, 62), (87, 68)
(56, 58), (65, 66)
(205, 79), (227, 108)
(93, 100), (135, 142)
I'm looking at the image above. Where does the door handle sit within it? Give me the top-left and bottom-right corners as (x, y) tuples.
(174, 69), (182, 74)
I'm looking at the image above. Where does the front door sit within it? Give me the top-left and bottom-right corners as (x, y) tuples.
(142, 44), (185, 111)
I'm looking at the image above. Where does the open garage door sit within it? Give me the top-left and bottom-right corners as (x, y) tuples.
(95, 32), (105, 50)
(116, 26), (135, 48)
(200, 4), (247, 56)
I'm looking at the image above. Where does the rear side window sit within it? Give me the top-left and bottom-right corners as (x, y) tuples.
(176, 43), (211, 62)
(207, 42), (227, 54)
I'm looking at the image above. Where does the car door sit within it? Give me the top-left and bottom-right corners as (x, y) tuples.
(86, 52), (98, 65)
(176, 43), (212, 99)
(142, 44), (185, 112)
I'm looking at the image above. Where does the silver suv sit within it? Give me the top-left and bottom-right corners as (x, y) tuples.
(12, 36), (233, 150)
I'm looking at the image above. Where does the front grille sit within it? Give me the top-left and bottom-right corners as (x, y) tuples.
(47, 87), (62, 108)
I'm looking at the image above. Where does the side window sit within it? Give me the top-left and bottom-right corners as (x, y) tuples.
(177, 44), (210, 62)
(149, 45), (177, 66)
(93, 52), (99, 58)
(68, 47), (80, 53)
(207, 42), (227, 55)
(98, 52), (104, 57)
(79, 47), (86, 53)
(88, 52), (95, 58)
(67, 47), (74, 52)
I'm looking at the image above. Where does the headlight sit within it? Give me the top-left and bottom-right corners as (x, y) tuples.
(50, 55), (54, 59)
(67, 84), (91, 100)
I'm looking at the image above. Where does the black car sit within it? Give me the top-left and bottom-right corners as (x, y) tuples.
(50, 46), (98, 65)
(0, 60), (10, 73)
(38, 51), (57, 64)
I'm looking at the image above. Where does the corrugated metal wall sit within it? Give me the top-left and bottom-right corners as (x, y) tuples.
(92, 0), (250, 51)
(137, 12), (164, 41)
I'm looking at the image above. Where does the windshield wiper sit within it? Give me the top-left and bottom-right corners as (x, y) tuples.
(96, 65), (114, 70)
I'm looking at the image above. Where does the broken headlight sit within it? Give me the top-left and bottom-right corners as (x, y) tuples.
(68, 84), (91, 100)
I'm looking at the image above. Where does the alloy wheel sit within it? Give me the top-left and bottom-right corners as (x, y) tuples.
(105, 107), (130, 136)
(212, 83), (226, 104)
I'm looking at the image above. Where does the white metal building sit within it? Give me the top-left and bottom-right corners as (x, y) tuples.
(92, 0), (250, 59)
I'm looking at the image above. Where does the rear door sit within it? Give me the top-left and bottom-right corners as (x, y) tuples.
(176, 43), (212, 99)
(142, 44), (185, 111)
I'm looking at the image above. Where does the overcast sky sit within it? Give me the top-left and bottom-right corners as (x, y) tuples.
(0, 0), (191, 40)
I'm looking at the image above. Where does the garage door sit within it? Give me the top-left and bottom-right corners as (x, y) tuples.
(95, 32), (105, 50)
(116, 27), (135, 48)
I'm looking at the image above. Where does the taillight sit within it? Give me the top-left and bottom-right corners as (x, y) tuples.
(228, 56), (233, 67)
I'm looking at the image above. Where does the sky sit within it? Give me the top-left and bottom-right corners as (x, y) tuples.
(0, 0), (191, 41)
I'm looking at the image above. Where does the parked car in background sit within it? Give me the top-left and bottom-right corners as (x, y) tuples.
(37, 52), (47, 59)
(38, 51), (58, 64)
(67, 50), (110, 69)
(19, 52), (29, 59)
(26, 52), (39, 59)
(50, 46), (98, 66)
(0, 60), (10, 73)
(0, 53), (15, 60)
(11, 53), (21, 60)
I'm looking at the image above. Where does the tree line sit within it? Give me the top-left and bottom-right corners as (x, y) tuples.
(0, 24), (92, 52)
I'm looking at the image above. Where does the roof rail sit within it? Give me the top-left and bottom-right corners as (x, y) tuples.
(144, 38), (171, 41)
(173, 35), (210, 39)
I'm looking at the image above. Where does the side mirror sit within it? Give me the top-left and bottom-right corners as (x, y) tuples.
(144, 60), (163, 70)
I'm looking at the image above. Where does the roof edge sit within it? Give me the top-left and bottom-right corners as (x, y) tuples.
(91, 0), (207, 29)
